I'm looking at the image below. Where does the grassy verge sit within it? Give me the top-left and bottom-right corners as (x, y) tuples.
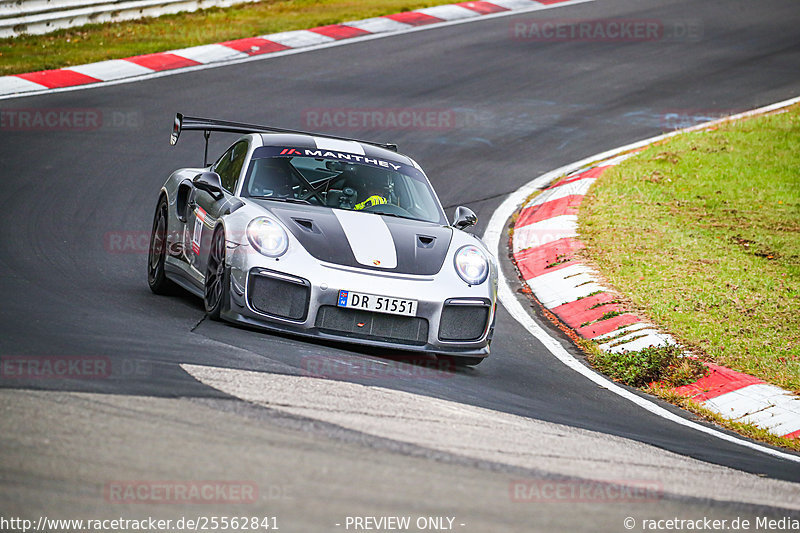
(0, 0), (454, 76)
(583, 342), (707, 388)
(579, 105), (800, 393)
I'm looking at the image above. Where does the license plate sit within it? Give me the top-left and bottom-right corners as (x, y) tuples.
(337, 290), (417, 317)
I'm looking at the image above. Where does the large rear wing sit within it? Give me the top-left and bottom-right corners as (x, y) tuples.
(169, 113), (398, 166)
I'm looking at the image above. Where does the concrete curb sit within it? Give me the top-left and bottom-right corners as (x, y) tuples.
(510, 100), (800, 440)
(0, 0), (581, 99)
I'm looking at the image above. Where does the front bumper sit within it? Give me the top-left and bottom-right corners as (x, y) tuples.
(223, 245), (496, 356)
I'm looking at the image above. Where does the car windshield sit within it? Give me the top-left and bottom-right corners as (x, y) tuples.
(241, 149), (446, 224)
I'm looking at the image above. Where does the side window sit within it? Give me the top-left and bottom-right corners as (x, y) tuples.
(214, 141), (248, 193)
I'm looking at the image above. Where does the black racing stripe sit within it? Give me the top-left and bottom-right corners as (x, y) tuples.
(259, 202), (451, 275)
(384, 218), (452, 275)
(262, 203), (358, 267)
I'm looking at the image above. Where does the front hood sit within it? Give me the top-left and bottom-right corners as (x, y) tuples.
(255, 201), (453, 276)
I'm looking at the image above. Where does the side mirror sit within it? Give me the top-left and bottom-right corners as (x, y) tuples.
(193, 172), (224, 200)
(452, 206), (477, 230)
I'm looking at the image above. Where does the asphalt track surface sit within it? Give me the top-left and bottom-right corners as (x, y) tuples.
(2, 0), (800, 529)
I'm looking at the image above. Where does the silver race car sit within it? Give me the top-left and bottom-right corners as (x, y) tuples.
(148, 114), (497, 365)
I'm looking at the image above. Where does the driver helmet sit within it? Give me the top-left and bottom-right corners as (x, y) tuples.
(352, 167), (389, 211)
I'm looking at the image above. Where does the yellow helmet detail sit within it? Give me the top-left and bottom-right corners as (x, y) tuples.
(354, 195), (388, 211)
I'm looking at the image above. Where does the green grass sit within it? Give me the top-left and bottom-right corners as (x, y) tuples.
(579, 105), (800, 393)
(0, 0), (454, 76)
(584, 342), (707, 388)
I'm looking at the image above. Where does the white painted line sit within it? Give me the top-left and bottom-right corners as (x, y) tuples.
(738, 407), (797, 430)
(766, 394), (800, 411)
(739, 406), (800, 436)
(0, 76), (47, 93)
(772, 420), (800, 438)
(262, 30), (335, 48)
(741, 384), (792, 401)
(67, 59), (153, 81)
(533, 282), (606, 309)
(484, 95), (800, 463)
(526, 264), (605, 308)
(593, 322), (653, 341)
(417, 4), (481, 20)
(597, 329), (661, 351)
(704, 387), (772, 419)
(598, 151), (639, 167)
(344, 16), (413, 34)
(0, 0), (595, 100)
(169, 43), (249, 64)
(703, 385), (799, 421)
(512, 214), (577, 253)
(606, 333), (674, 354)
(524, 177), (596, 208)
(531, 263), (594, 279)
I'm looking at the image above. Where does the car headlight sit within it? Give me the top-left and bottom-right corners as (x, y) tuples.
(454, 245), (489, 285)
(246, 217), (288, 257)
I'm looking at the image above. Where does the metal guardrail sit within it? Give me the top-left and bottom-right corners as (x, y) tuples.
(1, 0), (258, 38)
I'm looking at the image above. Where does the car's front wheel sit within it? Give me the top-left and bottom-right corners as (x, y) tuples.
(148, 196), (177, 294)
(204, 226), (228, 320)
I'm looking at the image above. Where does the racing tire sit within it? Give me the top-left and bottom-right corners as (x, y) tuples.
(204, 226), (228, 320)
(147, 196), (178, 295)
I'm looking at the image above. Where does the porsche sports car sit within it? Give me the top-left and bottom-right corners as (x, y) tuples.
(148, 114), (497, 365)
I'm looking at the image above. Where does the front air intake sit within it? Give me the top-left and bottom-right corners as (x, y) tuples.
(438, 299), (491, 342)
(315, 306), (429, 345)
(248, 271), (310, 321)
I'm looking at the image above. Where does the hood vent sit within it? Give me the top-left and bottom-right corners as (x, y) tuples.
(292, 218), (321, 234)
(417, 235), (436, 249)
